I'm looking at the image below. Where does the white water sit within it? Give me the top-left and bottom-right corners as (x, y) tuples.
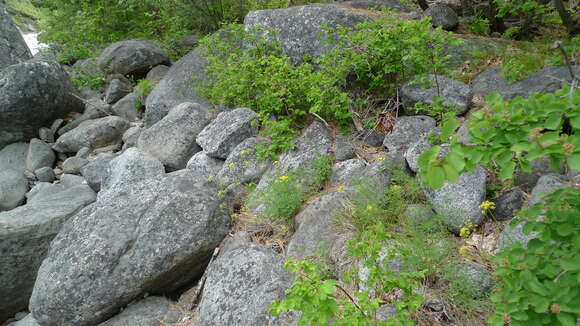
(21, 32), (46, 55)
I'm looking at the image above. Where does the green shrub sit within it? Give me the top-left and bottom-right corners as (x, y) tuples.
(419, 85), (580, 189)
(467, 11), (490, 36)
(250, 154), (332, 220)
(71, 67), (106, 90)
(490, 188), (580, 325)
(270, 223), (425, 326)
(199, 14), (459, 158)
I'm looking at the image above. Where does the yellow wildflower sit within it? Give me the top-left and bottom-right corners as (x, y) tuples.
(479, 200), (496, 215)
(229, 162), (236, 169)
(207, 174), (215, 182)
(459, 221), (474, 238)
(279, 175), (289, 182)
(459, 246), (469, 257)
(273, 160), (280, 166)
(367, 205), (374, 211)
(377, 157), (386, 162)
(337, 185), (346, 193)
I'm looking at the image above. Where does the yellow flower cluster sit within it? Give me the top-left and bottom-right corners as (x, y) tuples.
(337, 185), (346, 193)
(459, 245), (469, 257)
(377, 157), (386, 162)
(278, 175), (289, 182)
(479, 200), (496, 215)
(459, 221), (474, 238)
(229, 162), (236, 169)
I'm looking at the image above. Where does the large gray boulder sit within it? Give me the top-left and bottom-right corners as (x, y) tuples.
(383, 116), (436, 152)
(401, 75), (472, 116)
(472, 65), (580, 99)
(0, 142), (28, 173)
(10, 314), (41, 326)
(57, 99), (112, 136)
(26, 139), (55, 172)
(104, 78), (133, 104)
(0, 5), (32, 70)
(96, 39), (169, 76)
(196, 108), (258, 159)
(193, 243), (297, 326)
(112, 92), (141, 122)
(30, 170), (232, 326)
(287, 189), (351, 259)
(244, 5), (368, 62)
(404, 135), (431, 173)
(100, 147), (165, 195)
(0, 60), (83, 148)
(424, 166), (486, 234)
(216, 137), (271, 185)
(0, 169), (27, 211)
(0, 185), (96, 322)
(80, 153), (117, 192)
(144, 48), (211, 127)
(425, 3), (458, 30)
(186, 151), (224, 179)
(138, 102), (211, 170)
(98, 297), (182, 326)
(330, 159), (366, 186)
(53, 116), (130, 153)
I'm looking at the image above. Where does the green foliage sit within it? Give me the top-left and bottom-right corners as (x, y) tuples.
(467, 11), (490, 36)
(250, 154), (332, 220)
(199, 14), (459, 158)
(136, 79), (154, 98)
(419, 85), (580, 189)
(71, 67), (106, 90)
(411, 96), (461, 121)
(489, 188), (580, 326)
(494, 0), (547, 38)
(271, 224), (425, 325)
(33, 0), (295, 61)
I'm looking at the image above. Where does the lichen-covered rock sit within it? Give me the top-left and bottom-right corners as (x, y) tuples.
(58, 99), (112, 136)
(0, 185), (96, 321)
(330, 159), (366, 186)
(196, 108), (258, 159)
(104, 78), (133, 104)
(425, 3), (458, 30)
(472, 65), (580, 99)
(0, 6), (32, 70)
(100, 147), (165, 195)
(186, 151), (224, 179)
(98, 297), (182, 326)
(0, 60), (83, 148)
(80, 153), (117, 192)
(216, 137), (271, 185)
(454, 263), (494, 298)
(244, 5), (368, 62)
(383, 116), (436, 152)
(491, 188), (524, 221)
(139, 102), (211, 170)
(62, 157), (89, 175)
(193, 243), (297, 326)
(424, 166), (486, 234)
(404, 135), (431, 173)
(0, 169), (27, 211)
(30, 171), (231, 326)
(96, 39), (169, 76)
(112, 92), (141, 122)
(144, 48), (211, 127)
(53, 116), (130, 153)
(335, 135), (355, 161)
(401, 75), (472, 116)
(26, 138), (55, 172)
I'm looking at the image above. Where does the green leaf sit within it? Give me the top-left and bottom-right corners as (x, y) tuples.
(426, 165), (446, 189)
(440, 115), (460, 140)
(544, 113), (562, 130)
(445, 152), (466, 172)
(443, 163), (459, 183)
(560, 257), (580, 271)
(498, 161), (516, 180)
(556, 312), (576, 326)
(570, 114), (580, 129)
(566, 155), (580, 171)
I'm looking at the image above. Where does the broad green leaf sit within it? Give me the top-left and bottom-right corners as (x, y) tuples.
(566, 154), (580, 171)
(426, 165), (446, 189)
(443, 163), (459, 183)
(445, 152), (466, 172)
(440, 115), (460, 140)
(544, 113), (562, 130)
(499, 161), (516, 180)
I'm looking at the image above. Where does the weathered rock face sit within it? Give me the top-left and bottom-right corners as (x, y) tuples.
(401, 75), (472, 116)
(472, 65), (580, 99)
(53, 116), (130, 153)
(30, 170), (231, 326)
(196, 108), (259, 159)
(57, 99), (112, 136)
(0, 169), (27, 211)
(193, 243), (297, 326)
(145, 48), (211, 127)
(97, 297), (182, 326)
(244, 5), (369, 62)
(383, 116), (436, 152)
(0, 185), (96, 322)
(80, 153), (117, 192)
(491, 188), (524, 221)
(0, 5), (32, 70)
(138, 102), (211, 170)
(100, 147), (165, 196)
(26, 139), (55, 173)
(0, 60), (84, 148)
(287, 189), (351, 259)
(216, 137), (271, 185)
(424, 166), (486, 234)
(330, 159), (366, 186)
(112, 92), (141, 122)
(104, 78), (133, 104)
(96, 39), (170, 76)
(425, 3), (458, 30)
(186, 151), (224, 178)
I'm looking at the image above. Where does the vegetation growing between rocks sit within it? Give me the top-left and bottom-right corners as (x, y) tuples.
(199, 13), (458, 158)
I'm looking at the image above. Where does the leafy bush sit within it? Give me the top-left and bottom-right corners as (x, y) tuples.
(250, 154), (332, 220)
(419, 85), (580, 189)
(270, 223), (425, 326)
(467, 11), (490, 35)
(490, 188), (580, 325)
(199, 13), (458, 157)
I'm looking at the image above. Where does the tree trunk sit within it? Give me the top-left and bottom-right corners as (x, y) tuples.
(553, 0), (580, 36)
(488, 0), (506, 34)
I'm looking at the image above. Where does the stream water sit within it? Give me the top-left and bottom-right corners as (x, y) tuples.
(21, 31), (45, 55)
